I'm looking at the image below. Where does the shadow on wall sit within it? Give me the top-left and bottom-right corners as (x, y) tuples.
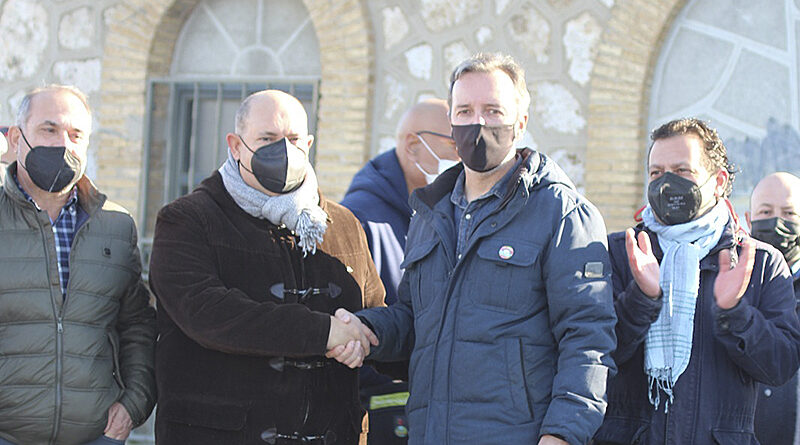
(726, 118), (800, 211)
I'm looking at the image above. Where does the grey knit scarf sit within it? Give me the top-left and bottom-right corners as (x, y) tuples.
(219, 152), (328, 256)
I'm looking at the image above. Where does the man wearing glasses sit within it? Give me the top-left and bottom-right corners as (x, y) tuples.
(341, 98), (457, 443)
(342, 98), (458, 307)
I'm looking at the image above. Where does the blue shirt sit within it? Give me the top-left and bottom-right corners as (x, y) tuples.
(13, 173), (78, 296)
(450, 157), (522, 261)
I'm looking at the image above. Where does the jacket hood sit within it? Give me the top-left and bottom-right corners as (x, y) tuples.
(412, 147), (577, 212)
(343, 149), (410, 217)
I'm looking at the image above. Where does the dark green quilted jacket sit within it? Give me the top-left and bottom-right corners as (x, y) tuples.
(0, 164), (156, 445)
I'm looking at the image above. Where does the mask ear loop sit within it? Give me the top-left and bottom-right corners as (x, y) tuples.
(722, 197), (747, 244)
(16, 129), (34, 172)
(633, 205), (646, 223)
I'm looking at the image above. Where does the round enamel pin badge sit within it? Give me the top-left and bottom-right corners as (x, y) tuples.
(498, 245), (514, 260)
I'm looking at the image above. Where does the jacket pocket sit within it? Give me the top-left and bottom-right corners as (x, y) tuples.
(106, 331), (125, 390)
(473, 238), (542, 313)
(158, 399), (247, 445)
(506, 338), (534, 421)
(711, 428), (758, 445)
(401, 241), (439, 315)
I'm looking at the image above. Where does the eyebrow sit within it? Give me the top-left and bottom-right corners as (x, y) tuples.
(38, 120), (86, 134)
(648, 162), (692, 169)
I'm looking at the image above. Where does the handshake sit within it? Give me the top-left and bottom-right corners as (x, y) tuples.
(325, 308), (379, 368)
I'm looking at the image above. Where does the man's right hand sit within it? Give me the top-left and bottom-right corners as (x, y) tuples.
(326, 308), (379, 368)
(625, 228), (661, 299)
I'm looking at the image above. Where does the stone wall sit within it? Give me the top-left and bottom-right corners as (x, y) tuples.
(367, 0), (616, 197)
(648, 0), (800, 214)
(3, 0), (781, 234)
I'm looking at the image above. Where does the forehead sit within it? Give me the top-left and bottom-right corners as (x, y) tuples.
(28, 91), (91, 129)
(451, 70), (517, 107)
(751, 179), (798, 209)
(648, 134), (705, 167)
(245, 97), (308, 135)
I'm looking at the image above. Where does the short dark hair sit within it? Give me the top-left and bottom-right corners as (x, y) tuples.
(649, 118), (737, 197)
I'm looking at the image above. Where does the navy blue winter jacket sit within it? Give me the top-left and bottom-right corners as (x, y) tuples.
(594, 223), (800, 445)
(359, 149), (617, 445)
(341, 149), (411, 306)
(754, 271), (800, 445)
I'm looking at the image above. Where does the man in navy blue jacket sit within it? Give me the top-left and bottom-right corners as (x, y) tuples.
(749, 172), (800, 445)
(341, 99), (456, 443)
(594, 119), (800, 444)
(331, 53), (617, 445)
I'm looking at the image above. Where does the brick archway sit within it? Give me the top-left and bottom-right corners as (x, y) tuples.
(584, 0), (688, 231)
(95, 0), (374, 219)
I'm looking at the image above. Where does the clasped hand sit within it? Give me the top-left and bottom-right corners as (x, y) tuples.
(325, 308), (379, 368)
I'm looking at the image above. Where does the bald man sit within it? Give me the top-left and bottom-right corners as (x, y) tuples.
(341, 99), (457, 444)
(342, 99), (458, 306)
(149, 90), (385, 445)
(748, 172), (800, 445)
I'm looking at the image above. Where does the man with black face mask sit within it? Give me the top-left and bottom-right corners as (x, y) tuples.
(748, 172), (800, 445)
(329, 53), (617, 445)
(593, 119), (800, 445)
(148, 90), (385, 445)
(0, 85), (156, 445)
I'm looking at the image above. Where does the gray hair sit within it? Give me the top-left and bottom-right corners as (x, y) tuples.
(448, 52), (531, 117)
(15, 84), (92, 129)
(235, 93), (258, 135)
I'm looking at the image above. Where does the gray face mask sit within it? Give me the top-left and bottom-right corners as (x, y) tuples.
(238, 136), (307, 194)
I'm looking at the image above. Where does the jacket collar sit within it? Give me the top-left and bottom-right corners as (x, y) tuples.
(412, 147), (541, 213)
(3, 161), (106, 217)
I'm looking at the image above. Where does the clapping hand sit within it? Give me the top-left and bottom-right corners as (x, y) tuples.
(625, 228), (661, 299)
(714, 238), (756, 309)
(325, 308), (379, 368)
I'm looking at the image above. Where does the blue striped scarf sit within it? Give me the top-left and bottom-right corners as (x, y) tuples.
(641, 200), (729, 411)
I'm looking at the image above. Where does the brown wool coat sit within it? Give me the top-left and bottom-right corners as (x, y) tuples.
(149, 172), (385, 445)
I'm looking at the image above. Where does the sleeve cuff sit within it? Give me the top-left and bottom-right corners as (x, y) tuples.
(713, 298), (752, 333)
(620, 280), (663, 323)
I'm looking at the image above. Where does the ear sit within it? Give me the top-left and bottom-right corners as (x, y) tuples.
(515, 110), (529, 139)
(744, 211), (752, 230)
(713, 169), (729, 198)
(7, 126), (21, 152)
(226, 133), (241, 161)
(402, 132), (420, 162)
(302, 135), (314, 153)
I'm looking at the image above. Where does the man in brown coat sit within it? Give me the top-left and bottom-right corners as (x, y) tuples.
(149, 90), (385, 445)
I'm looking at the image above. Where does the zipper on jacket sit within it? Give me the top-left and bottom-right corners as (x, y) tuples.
(36, 213), (63, 445)
(47, 206), (91, 445)
(51, 314), (64, 445)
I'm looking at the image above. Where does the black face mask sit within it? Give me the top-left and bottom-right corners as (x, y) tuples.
(19, 130), (82, 193)
(648, 172), (713, 225)
(238, 136), (307, 194)
(451, 123), (515, 172)
(750, 217), (800, 266)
